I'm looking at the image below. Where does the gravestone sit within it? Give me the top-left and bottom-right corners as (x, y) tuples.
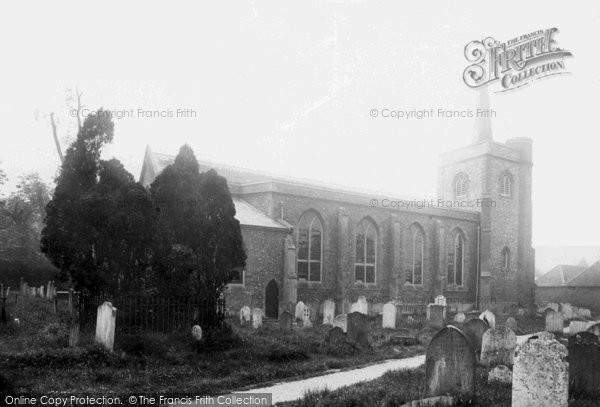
(328, 326), (346, 347)
(512, 335), (568, 407)
(425, 325), (476, 397)
(545, 309), (565, 333)
(302, 307), (312, 328)
(505, 317), (518, 332)
(568, 332), (600, 396)
(347, 312), (368, 346)
(480, 326), (517, 367)
(479, 310), (495, 329)
(453, 312), (466, 324)
(333, 314), (347, 333)
(295, 301), (305, 320)
(569, 320), (589, 336)
(462, 318), (489, 355)
(350, 296), (368, 315)
(191, 325), (203, 341)
(252, 308), (263, 329)
(382, 302), (396, 329)
(587, 323), (600, 337)
(95, 302), (117, 351)
(560, 303), (574, 320)
(239, 306), (251, 326)
(428, 304), (445, 328)
(279, 310), (293, 332)
(322, 299), (335, 325)
(434, 295), (447, 306)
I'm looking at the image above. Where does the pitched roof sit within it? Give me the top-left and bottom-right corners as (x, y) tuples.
(232, 198), (288, 230)
(566, 261), (600, 287)
(535, 264), (586, 287)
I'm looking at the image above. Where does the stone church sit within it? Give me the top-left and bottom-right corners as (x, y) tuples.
(139, 93), (535, 318)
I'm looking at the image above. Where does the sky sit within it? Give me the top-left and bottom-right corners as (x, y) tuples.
(0, 0), (598, 247)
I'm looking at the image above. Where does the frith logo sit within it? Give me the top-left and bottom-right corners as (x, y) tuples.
(463, 28), (573, 92)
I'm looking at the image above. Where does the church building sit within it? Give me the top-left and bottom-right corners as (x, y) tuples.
(139, 93), (535, 317)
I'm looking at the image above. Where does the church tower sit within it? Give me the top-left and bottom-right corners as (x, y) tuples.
(437, 89), (535, 308)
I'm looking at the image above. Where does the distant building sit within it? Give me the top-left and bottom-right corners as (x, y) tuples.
(536, 261), (600, 311)
(139, 91), (535, 317)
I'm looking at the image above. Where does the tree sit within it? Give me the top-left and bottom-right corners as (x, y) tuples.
(150, 145), (246, 300)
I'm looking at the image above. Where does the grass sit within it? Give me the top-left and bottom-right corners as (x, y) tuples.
(0, 297), (428, 395)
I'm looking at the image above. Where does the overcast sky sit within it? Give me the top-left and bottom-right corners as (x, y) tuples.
(0, 0), (598, 246)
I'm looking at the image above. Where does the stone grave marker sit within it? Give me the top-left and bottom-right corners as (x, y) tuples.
(425, 325), (476, 397)
(480, 326), (517, 367)
(347, 311), (368, 346)
(545, 309), (564, 333)
(587, 323), (600, 337)
(328, 326), (346, 347)
(302, 307), (312, 328)
(279, 310), (293, 332)
(568, 332), (600, 396)
(434, 295), (447, 306)
(428, 304), (445, 328)
(382, 302), (396, 329)
(95, 302), (117, 351)
(505, 317), (518, 332)
(569, 320), (589, 336)
(252, 308), (263, 329)
(191, 325), (203, 341)
(322, 299), (335, 325)
(462, 318), (489, 356)
(333, 314), (347, 332)
(239, 306), (251, 326)
(350, 296), (368, 315)
(512, 334), (568, 407)
(479, 309), (495, 329)
(295, 301), (305, 320)
(453, 312), (466, 324)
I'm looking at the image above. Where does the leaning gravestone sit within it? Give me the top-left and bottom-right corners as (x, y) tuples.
(453, 312), (466, 324)
(252, 308), (263, 329)
(95, 302), (117, 352)
(328, 326), (346, 347)
(382, 302), (396, 329)
(512, 334), (568, 407)
(505, 317), (518, 332)
(425, 325), (476, 397)
(462, 318), (489, 356)
(480, 326), (517, 367)
(295, 301), (305, 320)
(347, 312), (369, 346)
(545, 309), (565, 333)
(322, 299), (335, 325)
(587, 323), (600, 337)
(568, 332), (600, 396)
(302, 307), (313, 328)
(332, 314), (347, 333)
(239, 306), (251, 326)
(569, 320), (589, 336)
(279, 310), (293, 332)
(479, 309), (496, 329)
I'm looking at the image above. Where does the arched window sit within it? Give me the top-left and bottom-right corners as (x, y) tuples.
(500, 172), (513, 197)
(501, 247), (511, 272)
(406, 224), (424, 285)
(447, 232), (464, 286)
(355, 219), (377, 283)
(297, 211), (323, 282)
(454, 173), (468, 198)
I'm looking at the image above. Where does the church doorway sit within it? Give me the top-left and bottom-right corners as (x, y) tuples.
(265, 280), (279, 319)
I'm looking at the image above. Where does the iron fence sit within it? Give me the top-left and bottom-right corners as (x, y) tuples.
(78, 294), (225, 334)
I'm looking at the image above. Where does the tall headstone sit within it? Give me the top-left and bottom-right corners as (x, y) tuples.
(568, 332), (600, 396)
(95, 302), (117, 351)
(545, 309), (564, 333)
(512, 335), (568, 407)
(382, 302), (396, 329)
(462, 318), (489, 355)
(279, 310), (293, 332)
(252, 308), (263, 329)
(239, 306), (251, 326)
(302, 307), (312, 328)
(479, 310), (495, 329)
(295, 301), (305, 320)
(480, 326), (517, 367)
(322, 299), (335, 325)
(425, 326), (476, 397)
(332, 314), (347, 333)
(428, 304), (445, 328)
(347, 312), (368, 346)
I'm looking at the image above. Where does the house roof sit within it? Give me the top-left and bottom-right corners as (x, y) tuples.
(535, 264), (586, 287)
(566, 261), (600, 287)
